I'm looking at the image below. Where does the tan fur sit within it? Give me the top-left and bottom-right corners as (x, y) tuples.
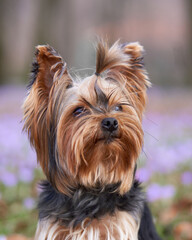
(35, 210), (139, 240)
(23, 39), (149, 239)
(56, 75), (143, 194)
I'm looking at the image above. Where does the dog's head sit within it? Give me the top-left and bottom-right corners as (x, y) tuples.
(23, 40), (150, 195)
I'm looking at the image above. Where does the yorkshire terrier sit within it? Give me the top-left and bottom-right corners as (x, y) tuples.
(23, 39), (161, 240)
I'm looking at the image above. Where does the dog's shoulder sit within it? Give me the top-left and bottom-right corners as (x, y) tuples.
(138, 202), (162, 240)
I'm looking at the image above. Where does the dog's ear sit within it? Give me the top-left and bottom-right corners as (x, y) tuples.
(118, 42), (150, 114)
(23, 45), (72, 168)
(28, 45), (72, 90)
(120, 42), (150, 87)
(95, 40), (150, 115)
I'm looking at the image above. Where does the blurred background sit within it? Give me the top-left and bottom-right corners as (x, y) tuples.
(0, 0), (192, 239)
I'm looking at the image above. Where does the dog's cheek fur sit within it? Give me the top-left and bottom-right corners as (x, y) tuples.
(23, 45), (75, 195)
(56, 110), (143, 194)
(23, 40), (161, 240)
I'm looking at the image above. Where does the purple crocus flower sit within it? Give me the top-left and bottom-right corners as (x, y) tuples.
(19, 167), (34, 183)
(136, 167), (151, 182)
(147, 184), (163, 202)
(147, 183), (176, 202)
(23, 197), (35, 210)
(181, 171), (192, 185)
(0, 235), (6, 240)
(162, 185), (176, 199)
(0, 172), (18, 187)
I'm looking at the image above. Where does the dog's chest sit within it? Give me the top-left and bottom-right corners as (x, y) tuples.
(35, 210), (139, 240)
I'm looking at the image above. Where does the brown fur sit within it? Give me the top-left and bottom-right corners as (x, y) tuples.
(23, 39), (149, 239)
(35, 211), (139, 240)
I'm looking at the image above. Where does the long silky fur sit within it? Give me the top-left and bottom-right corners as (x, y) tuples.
(27, 49), (39, 90)
(38, 180), (144, 228)
(23, 39), (161, 240)
(96, 39), (129, 75)
(35, 211), (140, 240)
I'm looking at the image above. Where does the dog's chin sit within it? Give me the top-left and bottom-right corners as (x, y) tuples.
(101, 137), (118, 144)
(96, 131), (120, 144)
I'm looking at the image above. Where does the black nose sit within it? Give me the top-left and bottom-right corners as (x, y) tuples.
(101, 118), (118, 132)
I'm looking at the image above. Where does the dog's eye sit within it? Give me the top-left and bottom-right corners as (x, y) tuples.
(73, 107), (86, 117)
(115, 105), (122, 111)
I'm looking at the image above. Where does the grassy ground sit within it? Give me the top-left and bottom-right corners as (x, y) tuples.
(0, 86), (191, 239)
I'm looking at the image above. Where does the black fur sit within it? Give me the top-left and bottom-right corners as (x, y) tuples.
(27, 46), (62, 90)
(47, 125), (57, 188)
(27, 49), (39, 90)
(134, 57), (145, 68)
(38, 180), (145, 228)
(94, 79), (109, 109)
(138, 203), (162, 240)
(120, 43), (144, 69)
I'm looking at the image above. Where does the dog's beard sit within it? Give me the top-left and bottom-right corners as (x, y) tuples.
(22, 39), (152, 240)
(56, 112), (143, 194)
(23, 40), (149, 196)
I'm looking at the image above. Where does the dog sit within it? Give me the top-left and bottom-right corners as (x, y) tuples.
(23, 39), (161, 240)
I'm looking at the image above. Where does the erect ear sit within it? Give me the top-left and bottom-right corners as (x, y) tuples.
(23, 45), (72, 166)
(121, 42), (144, 60)
(120, 41), (150, 88)
(110, 42), (150, 115)
(28, 45), (72, 90)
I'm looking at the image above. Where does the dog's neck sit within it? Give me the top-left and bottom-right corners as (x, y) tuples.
(38, 179), (145, 228)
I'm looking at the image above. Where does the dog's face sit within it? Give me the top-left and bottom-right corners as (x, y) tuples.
(23, 40), (150, 195)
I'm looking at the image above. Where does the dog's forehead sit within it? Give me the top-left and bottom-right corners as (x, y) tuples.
(76, 75), (118, 99)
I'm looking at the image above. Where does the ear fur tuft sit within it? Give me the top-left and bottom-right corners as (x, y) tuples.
(95, 39), (130, 75)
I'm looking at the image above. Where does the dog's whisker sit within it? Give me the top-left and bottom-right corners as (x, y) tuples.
(22, 39), (161, 240)
(144, 130), (159, 142)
